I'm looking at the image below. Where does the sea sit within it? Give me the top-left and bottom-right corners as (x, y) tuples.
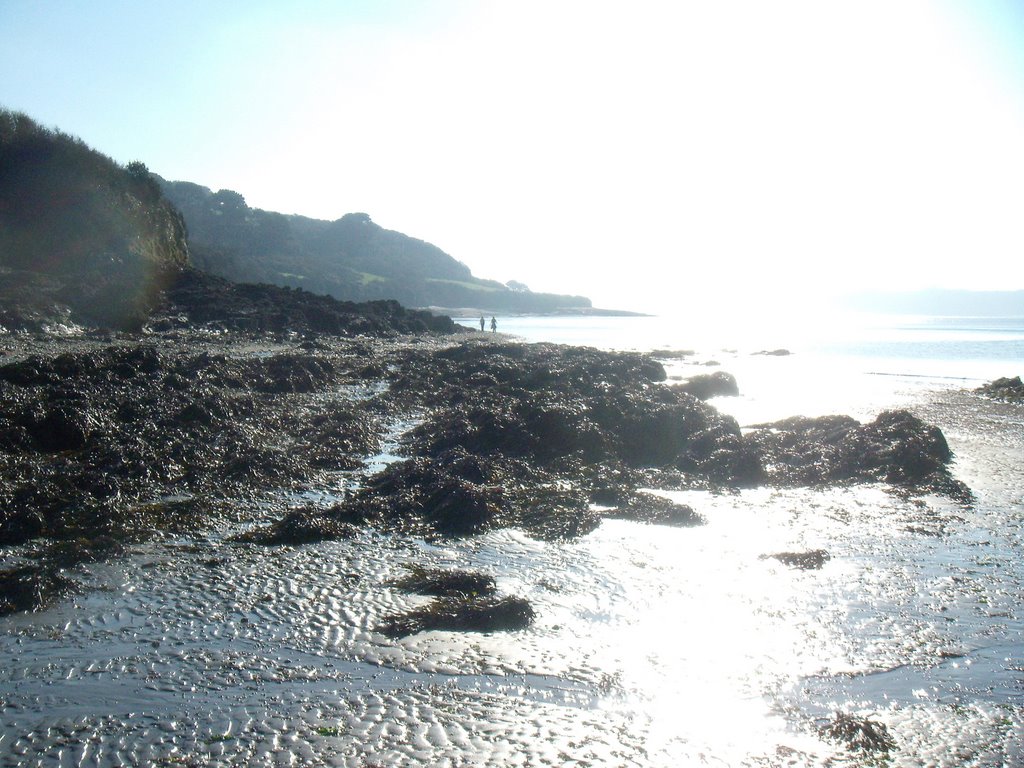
(1, 312), (1022, 766)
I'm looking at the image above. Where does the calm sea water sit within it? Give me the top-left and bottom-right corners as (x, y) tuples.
(1, 316), (1022, 766)
(460, 312), (1024, 423)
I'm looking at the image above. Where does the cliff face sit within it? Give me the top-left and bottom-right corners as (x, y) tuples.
(0, 109), (188, 329)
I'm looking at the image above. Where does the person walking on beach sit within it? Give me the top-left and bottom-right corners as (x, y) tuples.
(479, 315), (485, 332)
(490, 316), (497, 333)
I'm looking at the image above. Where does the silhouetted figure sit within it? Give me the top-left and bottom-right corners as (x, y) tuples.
(479, 315), (485, 332)
(490, 316), (497, 333)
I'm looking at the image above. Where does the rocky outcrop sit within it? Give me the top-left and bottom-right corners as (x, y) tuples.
(376, 566), (533, 637)
(746, 410), (970, 501)
(0, 342), (381, 546)
(675, 371), (739, 400)
(976, 376), (1024, 403)
(761, 549), (831, 570)
(155, 268), (458, 337)
(378, 595), (535, 637)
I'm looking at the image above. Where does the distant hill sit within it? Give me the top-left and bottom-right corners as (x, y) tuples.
(0, 109), (188, 329)
(842, 289), (1024, 317)
(159, 179), (592, 313)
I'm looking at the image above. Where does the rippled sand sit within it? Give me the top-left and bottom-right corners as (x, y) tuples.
(1, 387), (1022, 766)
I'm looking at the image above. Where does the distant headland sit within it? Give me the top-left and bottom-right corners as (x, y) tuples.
(158, 181), (597, 316)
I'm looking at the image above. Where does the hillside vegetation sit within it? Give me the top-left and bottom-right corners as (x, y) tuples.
(0, 109), (188, 329)
(160, 180), (592, 313)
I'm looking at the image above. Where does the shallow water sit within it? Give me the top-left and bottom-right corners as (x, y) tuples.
(2, 325), (1023, 765)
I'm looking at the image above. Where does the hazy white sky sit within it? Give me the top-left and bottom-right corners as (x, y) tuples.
(2, 0), (1023, 312)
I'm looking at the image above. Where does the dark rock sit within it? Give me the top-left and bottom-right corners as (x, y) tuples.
(752, 349), (792, 356)
(41, 536), (126, 569)
(650, 349), (694, 359)
(976, 376), (1024, 402)
(603, 491), (704, 527)
(675, 371), (739, 400)
(27, 406), (93, 452)
(158, 268), (459, 338)
(761, 549), (831, 570)
(817, 712), (896, 754)
(330, 450), (600, 541)
(0, 565), (76, 616)
(391, 567), (497, 598)
(233, 507), (360, 546)
(746, 410), (967, 499)
(378, 595), (535, 637)
(0, 509), (46, 545)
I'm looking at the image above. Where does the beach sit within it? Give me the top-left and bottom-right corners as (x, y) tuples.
(0, 313), (1021, 766)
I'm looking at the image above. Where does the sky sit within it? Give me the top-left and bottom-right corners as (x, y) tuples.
(2, 0), (1024, 314)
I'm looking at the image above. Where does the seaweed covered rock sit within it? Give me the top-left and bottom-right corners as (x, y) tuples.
(817, 712), (897, 755)
(675, 371), (739, 400)
(380, 340), (964, 503)
(378, 595), (535, 637)
(761, 549), (831, 570)
(976, 376), (1024, 403)
(602, 491), (704, 527)
(746, 410), (967, 499)
(394, 339), (749, 480)
(158, 268), (458, 337)
(0, 343), (381, 547)
(390, 567), (497, 598)
(0, 565), (77, 616)
(327, 449), (600, 541)
(233, 507), (359, 546)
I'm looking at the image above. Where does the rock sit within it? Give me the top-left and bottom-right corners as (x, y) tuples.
(0, 565), (76, 616)
(41, 536), (126, 569)
(390, 567), (496, 597)
(761, 549), (831, 570)
(817, 712), (896, 754)
(603, 491), (704, 527)
(27, 406), (93, 452)
(330, 450), (600, 541)
(377, 595), (535, 637)
(752, 349), (792, 356)
(232, 507), (360, 546)
(746, 410), (967, 499)
(976, 376), (1024, 402)
(675, 371), (739, 400)
(650, 349), (694, 359)
(0, 508), (46, 545)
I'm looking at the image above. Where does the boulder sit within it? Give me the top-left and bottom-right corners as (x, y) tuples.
(675, 371), (739, 399)
(377, 595), (535, 637)
(976, 376), (1024, 402)
(761, 549), (831, 570)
